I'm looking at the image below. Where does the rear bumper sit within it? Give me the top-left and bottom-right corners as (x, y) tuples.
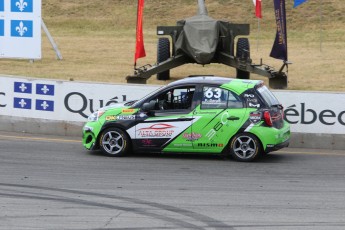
(265, 139), (290, 153)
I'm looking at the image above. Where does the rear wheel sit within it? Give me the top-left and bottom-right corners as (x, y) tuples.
(157, 38), (171, 80)
(99, 128), (130, 157)
(229, 133), (262, 162)
(236, 38), (250, 80)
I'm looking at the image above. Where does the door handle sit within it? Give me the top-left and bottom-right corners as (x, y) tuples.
(227, 116), (240, 121)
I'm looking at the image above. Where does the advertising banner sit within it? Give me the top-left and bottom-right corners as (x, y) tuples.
(0, 76), (159, 121)
(0, 75), (344, 135)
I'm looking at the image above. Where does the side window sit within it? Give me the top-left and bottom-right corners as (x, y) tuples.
(201, 87), (243, 109)
(201, 87), (228, 109)
(171, 87), (195, 110)
(227, 91), (244, 109)
(147, 86), (195, 111)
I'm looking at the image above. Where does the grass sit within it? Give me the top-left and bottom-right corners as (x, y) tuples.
(0, 0), (344, 91)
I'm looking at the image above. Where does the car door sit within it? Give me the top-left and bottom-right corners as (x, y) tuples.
(132, 85), (197, 152)
(191, 85), (246, 153)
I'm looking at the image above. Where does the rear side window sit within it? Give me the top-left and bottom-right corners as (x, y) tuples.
(201, 86), (243, 109)
(257, 85), (280, 107)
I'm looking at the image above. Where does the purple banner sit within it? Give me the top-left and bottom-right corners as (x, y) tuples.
(270, 0), (288, 61)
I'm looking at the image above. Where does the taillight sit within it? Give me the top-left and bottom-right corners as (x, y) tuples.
(263, 111), (273, 127)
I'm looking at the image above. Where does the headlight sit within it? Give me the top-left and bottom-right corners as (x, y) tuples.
(88, 110), (105, 122)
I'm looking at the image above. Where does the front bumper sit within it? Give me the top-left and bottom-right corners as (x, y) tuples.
(82, 125), (97, 150)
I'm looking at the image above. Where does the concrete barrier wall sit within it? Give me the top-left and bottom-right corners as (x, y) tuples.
(1, 75), (344, 150)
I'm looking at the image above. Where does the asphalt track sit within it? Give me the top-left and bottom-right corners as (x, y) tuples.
(0, 131), (345, 230)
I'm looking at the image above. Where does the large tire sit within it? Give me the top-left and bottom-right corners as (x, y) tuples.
(99, 128), (130, 157)
(229, 133), (262, 162)
(157, 38), (171, 80)
(236, 38), (250, 80)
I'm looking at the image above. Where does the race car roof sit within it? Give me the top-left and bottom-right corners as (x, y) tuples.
(168, 76), (233, 86)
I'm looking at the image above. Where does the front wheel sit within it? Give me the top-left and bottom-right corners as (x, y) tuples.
(99, 128), (130, 157)
(229, 133), (262, 162)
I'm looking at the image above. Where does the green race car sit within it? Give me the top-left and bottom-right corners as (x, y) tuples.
(82, 76), (290, 162)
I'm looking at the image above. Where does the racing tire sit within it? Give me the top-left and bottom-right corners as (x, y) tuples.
(99, 128), (130, 157)
(229, 133), (262, 162)
(157, 38), (171, 80)
(236, 38), (250, 80)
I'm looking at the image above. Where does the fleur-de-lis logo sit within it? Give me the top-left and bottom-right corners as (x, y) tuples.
(15, 0), (28, 12)
(15, 21), (27, 36)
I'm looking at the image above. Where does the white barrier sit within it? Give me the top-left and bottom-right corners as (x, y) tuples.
(1, 75), (344, 149)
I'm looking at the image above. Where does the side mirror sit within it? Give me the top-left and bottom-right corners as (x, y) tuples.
(142, 100), (156, 112)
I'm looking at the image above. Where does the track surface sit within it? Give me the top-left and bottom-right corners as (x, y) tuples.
(0, 131), (345, 230)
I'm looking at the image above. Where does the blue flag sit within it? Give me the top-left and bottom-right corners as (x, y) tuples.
(36, 99), (54, 112)
(11, 20), (33, 37)
(11, 0), (33, 12)
(14, 97), (32, 109)
(0, 0), (4, 12)
(294, 0), (308, 8)
(36, 84), (55, 96)
(270, 0), (288, 61)
(14, 82), (32, 94)
(0, 20), (4, 37)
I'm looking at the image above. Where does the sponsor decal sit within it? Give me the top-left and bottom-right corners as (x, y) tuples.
(249, 102), (260, 108)
(117, 115), (136, 120)
(138, 123), (175, 138)
(105, 115), (116, 121)
(183, 132), (202, 141)
(122, 109), (134, 113)
(249, 111), (262, 124)
(206, 111), (230, 140)
(173, 143), (192, 147)
(141, 139), (157, 147)
(197, 143), (224, 147)
(105, 115), (135, 121)
(194, 111), (217, 115)
(244, 94), (255, 98)
(246, 98), (258, 103)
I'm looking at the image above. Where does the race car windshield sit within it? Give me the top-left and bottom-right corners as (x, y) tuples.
(131, 86), (165, 108)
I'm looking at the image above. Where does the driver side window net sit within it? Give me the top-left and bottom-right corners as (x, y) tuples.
(201, 87), (243, 109)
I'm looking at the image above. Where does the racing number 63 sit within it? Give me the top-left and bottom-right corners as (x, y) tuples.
(204, 88), (221, 99)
